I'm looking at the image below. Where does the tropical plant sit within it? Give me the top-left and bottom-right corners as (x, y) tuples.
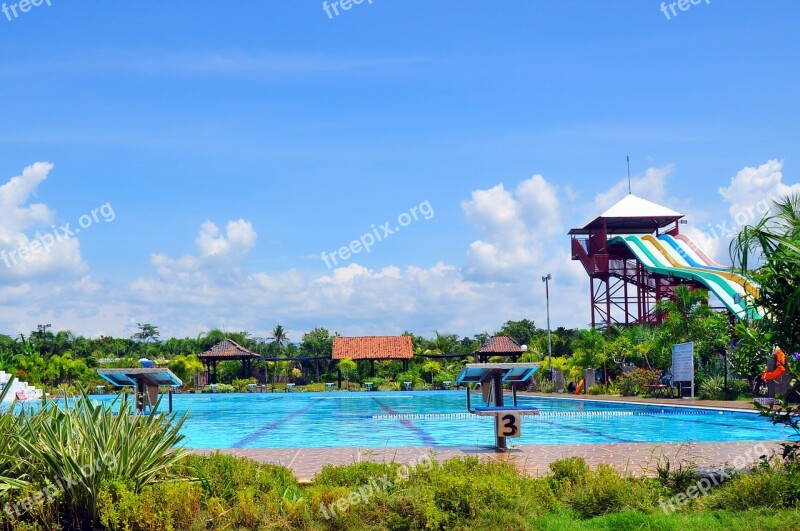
(730, 321), (774, 393)
(337, 358), (357, 390)
(420, 360), (441, 384)
(1, 388), (189, 527)
(733, 195), (800, 461)
(732, 194), (800, 353)
(167, 354), (205, 386)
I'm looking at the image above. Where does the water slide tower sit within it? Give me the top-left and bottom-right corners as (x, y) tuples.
(569, 194), (702, 329)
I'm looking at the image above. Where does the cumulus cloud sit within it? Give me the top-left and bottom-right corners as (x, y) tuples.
(594, 165), (673, 211)
(719, 159), (800, 222)
(150, 219), (257, 277)
(462, 175), (563, 280)
(0, 163), (87, 280)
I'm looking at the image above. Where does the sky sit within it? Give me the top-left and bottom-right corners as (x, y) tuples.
(0, 1), (799, 341)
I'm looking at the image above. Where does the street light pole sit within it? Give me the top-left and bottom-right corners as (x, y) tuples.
(542, 275), (553, 380)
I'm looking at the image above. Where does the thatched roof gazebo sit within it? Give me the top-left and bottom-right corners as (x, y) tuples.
(332, 336), (413, 385)
(473, 336), (525, 363)
(198, 339), (260, 384)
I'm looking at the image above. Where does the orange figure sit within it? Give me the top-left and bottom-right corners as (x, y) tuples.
(762, 346), (787, 381)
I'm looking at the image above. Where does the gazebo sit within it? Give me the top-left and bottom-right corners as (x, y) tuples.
(332, 336), (413, 386)
(473, 336), (526, 363)
(198, 339), (261, 384)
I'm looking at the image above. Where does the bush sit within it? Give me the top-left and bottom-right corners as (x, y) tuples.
(588, 384), (608, 395)
(706, 467), (800, 511)
(566, 465), (657, 518)
(699, 375), (725, 400)
(203, 383), (235, 393)
(616, 369), (659, 396)
(549, 457), (590, 484)
(231, 378), (257, 392)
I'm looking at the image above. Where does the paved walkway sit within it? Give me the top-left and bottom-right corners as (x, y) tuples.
(193, 440), (781, 482)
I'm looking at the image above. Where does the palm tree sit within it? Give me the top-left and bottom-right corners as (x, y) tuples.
(268, 325), (289, 354)
(266, 325), (290, 384)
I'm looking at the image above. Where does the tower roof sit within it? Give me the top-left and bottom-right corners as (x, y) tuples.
(569, 194), (683, 235)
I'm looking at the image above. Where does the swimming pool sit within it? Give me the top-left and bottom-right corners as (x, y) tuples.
(86, 391), (791, 449)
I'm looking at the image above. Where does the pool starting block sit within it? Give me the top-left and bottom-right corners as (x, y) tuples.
(455, 363), (540, 450)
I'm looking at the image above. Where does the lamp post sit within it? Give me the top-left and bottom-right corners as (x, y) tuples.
(542, 274), (553, 380)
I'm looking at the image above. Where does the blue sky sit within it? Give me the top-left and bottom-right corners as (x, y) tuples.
(0, 1), (798, 340)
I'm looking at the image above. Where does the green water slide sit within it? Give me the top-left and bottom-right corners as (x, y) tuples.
(609, 235), (760, 320)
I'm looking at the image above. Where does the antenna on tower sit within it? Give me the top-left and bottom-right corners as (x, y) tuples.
(627, 155), (632, 195)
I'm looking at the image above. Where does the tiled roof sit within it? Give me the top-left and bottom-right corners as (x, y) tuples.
(198, 339), (261, 360)
(332, 336), (413, 360)
(474, 336), (524, 354)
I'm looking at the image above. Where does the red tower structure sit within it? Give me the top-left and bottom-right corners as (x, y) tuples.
(569, 194), (703, 329)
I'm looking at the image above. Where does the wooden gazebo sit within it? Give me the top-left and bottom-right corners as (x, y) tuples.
(198, 339), (260, 384)
(473, 336), (525, 363)
(332, 336), (413, 386)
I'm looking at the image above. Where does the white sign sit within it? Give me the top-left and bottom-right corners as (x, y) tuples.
(496, 412), (522, 438)
(672, 342), (695, 398)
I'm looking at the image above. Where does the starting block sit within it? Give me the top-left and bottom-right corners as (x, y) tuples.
(455, 363), (540, 450)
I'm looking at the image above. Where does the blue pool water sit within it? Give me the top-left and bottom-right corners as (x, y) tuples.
(83, 391), (791, 449)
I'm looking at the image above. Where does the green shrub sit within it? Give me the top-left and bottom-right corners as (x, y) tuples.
(706, 467), (800, 511)
(98, 479), (203, 531)
(699, 375), (725, 400)
(616, 369), (659, 396)
(182, 452), (298, 501)
(566, 465), (656, 518)
(230, 378), (257, 392)
(587, 384), (608, 395)
(549, 457), (590, 483)
(379, 381), (401, 391)
(313, 461), (398, 489)
(203, 383), (235, 393)
(299, 382), (328, 392)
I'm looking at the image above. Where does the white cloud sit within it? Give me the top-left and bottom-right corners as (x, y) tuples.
(594, 165), (673, 211)
(0, 163), (87, 281)
(719, 159), (800, 221)
(150, 219), (257, 277)
(462, 175), (563, 280)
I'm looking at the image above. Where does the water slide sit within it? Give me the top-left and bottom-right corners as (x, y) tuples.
(672, 234), (728, 269)
(609, 235), (761, 320)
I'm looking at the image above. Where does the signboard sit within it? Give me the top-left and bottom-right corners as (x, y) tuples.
(496, 412), (522, 438)
(672, 342), (695, 398)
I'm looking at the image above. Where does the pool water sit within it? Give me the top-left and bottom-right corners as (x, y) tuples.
(88, 391), (790, 449)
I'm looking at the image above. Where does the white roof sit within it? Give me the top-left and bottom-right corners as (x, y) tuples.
(599, 194), (682, 219)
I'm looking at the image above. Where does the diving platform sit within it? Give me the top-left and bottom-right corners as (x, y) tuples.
(456, 363), (540, 450)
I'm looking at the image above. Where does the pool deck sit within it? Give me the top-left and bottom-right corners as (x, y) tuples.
(191, 395), (779, 481)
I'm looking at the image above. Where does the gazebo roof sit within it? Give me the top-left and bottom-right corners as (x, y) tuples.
(474, 336), (525, 355)
(332, 336), (413, 361)
(569, 194), (683, 235)
(198, 339), (260, 360)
